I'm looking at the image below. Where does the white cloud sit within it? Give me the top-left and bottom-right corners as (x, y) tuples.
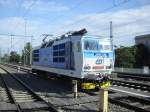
(23, 4), (150, 47)
(0, 0), (16, 6)
(0, 3), (150, 53)
(57, 4), (150, 46)
(22, 0), (69, 13)
(0, 0), (69, 13)
(0, 16), (57, 53)
(0, 0), (22, 8)
(0, 17), (25, 34)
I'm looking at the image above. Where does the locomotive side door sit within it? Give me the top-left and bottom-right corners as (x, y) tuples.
(65, 41), (74, 70)
(73, 39), (83, 74)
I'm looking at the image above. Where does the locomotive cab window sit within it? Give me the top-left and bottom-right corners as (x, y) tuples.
(84, 39), (99, 50)
(99, 45), (111, 50)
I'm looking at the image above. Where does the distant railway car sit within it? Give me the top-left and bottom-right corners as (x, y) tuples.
(32, 29), (114, 89)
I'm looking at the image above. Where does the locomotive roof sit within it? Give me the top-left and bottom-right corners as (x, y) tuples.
(38, 28), (87, 48)
(33, 28), (110, 50)
(33, 36), (110, 50)
(32, 46), (41, 50)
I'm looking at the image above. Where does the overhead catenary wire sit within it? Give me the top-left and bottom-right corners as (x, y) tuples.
(49, 0), (85, 23)
(22, 0), (39, 18)
(60, 0), (150, 35)
(4, 0), (38, 63)
(2, 0), (150, 48)
(14, 0), (39, 28)
(0, 34), (33, 37)
(111, 30), (150, 45)
(0, 34), (33, 55)
(33, 0), (86, 36)
(60, 0), (131, 29)
(98, 3), (150, 31)
(67, 1), (150, 40)
(81, 2), (150, 33)
(0, 0), (38, 55)
(114, 30), (150, 39)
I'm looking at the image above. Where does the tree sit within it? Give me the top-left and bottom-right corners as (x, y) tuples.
(115, 44), (149, 68)
(1, 53), (9, 62)
(9, 51), (20, 63)
(115, 46), (136, 68)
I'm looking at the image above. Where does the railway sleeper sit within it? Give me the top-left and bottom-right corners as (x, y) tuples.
(112, 80), (150, 91)
(109, 97), (150, 112)
(0, 66), (59, 112)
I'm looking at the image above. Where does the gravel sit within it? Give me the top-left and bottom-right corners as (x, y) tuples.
(0, 65), (137, 112)
(109, 103), (135, 112)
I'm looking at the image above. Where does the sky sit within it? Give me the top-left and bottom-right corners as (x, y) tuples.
(0, 0), (150, 54)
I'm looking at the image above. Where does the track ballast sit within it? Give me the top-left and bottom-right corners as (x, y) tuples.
(0, 66), (59, 112)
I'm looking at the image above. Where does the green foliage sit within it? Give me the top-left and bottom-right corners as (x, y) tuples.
(1, 54), (9, 62)
(1, 52), (20, 63)
(115, 44), (149, 68)
(9, 51), (20, 63)
(115, 46), (136, 68)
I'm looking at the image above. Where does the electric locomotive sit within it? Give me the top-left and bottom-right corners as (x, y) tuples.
(32, 29), (114, 89)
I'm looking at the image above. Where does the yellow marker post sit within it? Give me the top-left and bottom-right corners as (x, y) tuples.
(99, 88), (108, 112)
(100, 81), (111, 88)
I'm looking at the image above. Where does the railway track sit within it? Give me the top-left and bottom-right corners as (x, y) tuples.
(0, 66), (59, 112)
(2, 63), (150, 94)
(114, 72), (150, 81)
(4, 63), (150, 83)
(111, 78), (150, 92)
(109, 95), (150, 112)
(0, 64), (101, 111)
(2, 63), (150, 112)
(1, 63), (31, 73)
(83, 89), (150, 112)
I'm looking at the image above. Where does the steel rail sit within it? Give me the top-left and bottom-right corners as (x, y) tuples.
(83, 89), (150, 112)
(1, 63), (31, 72)
(109, 96), (150, 112)
(0, 66), (60, 112)
(113, 71), (150, 77)
(0, 73), (22, 112)
(111, 79), (150, 91)
(117, 74), (150, 81)
(2, 63), (150, 112)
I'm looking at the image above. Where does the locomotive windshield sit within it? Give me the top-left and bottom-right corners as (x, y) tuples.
(84, 39), (99, 50)
(83, 38), (111, 51)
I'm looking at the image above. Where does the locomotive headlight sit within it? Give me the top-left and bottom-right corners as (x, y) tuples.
(84, 65), (91, 70)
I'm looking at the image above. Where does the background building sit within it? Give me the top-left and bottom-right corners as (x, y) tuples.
(135, 34), (150, 50)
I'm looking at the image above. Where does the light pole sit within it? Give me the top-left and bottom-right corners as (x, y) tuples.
(30, 36), (34, 65)
(24, 18), (27, 66)
(24, 46), (32, 65)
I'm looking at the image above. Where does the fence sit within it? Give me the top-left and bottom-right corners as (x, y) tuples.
(114, 67), (150, 75)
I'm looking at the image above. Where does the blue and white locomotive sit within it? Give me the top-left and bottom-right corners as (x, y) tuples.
(32, 29), (114, 89)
